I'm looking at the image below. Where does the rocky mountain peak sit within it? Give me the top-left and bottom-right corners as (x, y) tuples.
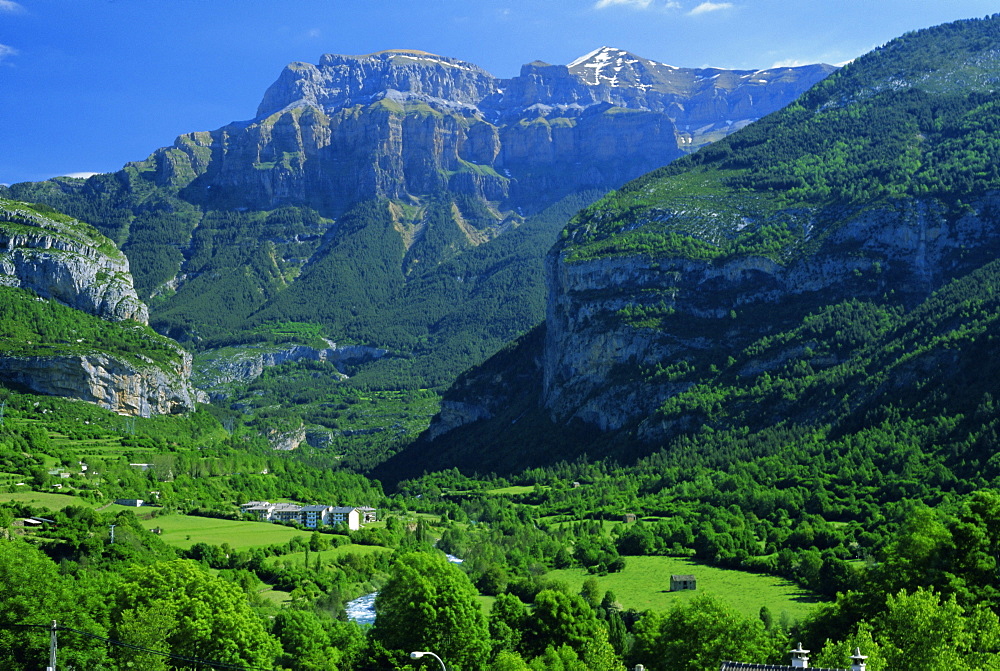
(567, 46), (675, 87)
(256, 49), (496, 118)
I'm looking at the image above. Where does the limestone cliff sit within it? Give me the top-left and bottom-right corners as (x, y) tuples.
(0, 200), (147, 323)
(540, 194), (1000, 439)
(0, 199), (201, 416)
(0, 350), (199, 417)
(194, 342), (387, 397)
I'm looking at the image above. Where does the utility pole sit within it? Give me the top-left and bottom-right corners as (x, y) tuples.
(47, 620), (57, 671)
(109, 524), (116, 545)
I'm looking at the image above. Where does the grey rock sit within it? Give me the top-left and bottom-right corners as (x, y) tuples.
(0, 203), (148, 323)
(0, 350), (200, 417)
(136, 48), (834, 213)
(541, 193), (1000, 439)
(195, 343), (387, 390)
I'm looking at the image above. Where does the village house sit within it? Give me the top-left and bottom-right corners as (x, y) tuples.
(329, 506), (361, 530)
(301, 505), (331, 529)
(670, 574), (696, 591)
(270, 503), (303, 524)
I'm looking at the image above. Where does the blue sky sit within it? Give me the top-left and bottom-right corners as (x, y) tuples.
(1, 0), (997, 185)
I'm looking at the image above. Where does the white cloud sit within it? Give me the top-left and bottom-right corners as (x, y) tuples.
(63, 172), (99, 179)
(770, 59), (808, 68)
(306, 28), (321, 39)
(689, 2), (733, 15)
(595, 0), (653, 9)
(0, 44), (18, 63)
(0, 1), (24, 13)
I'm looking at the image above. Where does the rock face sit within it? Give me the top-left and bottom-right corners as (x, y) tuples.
(540, 194), (1000, 438)
(0, 350), (200, 417)
(195, 342), (387, 396)
(0, 199), (201, 416)
(425, 192), (1000, 444)
(138, 48), (834, 212)
(0, 201), (148, 323)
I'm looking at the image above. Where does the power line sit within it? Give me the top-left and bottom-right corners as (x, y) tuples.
(4, 623), (276, 671)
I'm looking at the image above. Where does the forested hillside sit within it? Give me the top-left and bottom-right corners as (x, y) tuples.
(406, 13), (1000, 471)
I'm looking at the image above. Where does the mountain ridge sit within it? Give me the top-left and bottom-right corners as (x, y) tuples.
(1, 46), (832, 393)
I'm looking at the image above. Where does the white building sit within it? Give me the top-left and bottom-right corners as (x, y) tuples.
(330, 506), (361, 531)
(239, 501), (367, 530)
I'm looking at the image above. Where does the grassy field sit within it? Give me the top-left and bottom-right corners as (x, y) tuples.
(483, 485), (537, 495)
(0, 490), (98, 510)
(263, 543), (393, 568)
(138, 514), (315, 550)
(543, 556), (823, 623)
(259, 589), (292, 607)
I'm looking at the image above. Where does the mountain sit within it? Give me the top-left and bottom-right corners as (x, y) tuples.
(0, 199), (200, 416)
(382, 14), (1000, 477)
(136, 48), (832, 212)
(565, 47), (835, 145)
(0, 49), (831, 391)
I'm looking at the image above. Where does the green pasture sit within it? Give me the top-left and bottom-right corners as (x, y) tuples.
(260, 589), (292, 607)
(476, 595), (495, 615)
(483, 485), (537, 495)
(0, 490), (97, 510)
(543, 556), (823, 622)
(138, 514), (315, 550)
(263, 543), (393, 568)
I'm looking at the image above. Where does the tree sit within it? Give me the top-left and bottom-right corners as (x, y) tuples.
(0, 538), (112, 669)
(273, 609), (354, 671)
(524, 589), (602, 658)
(490, 593), (528, 656)
(632, 594), (782, 671)
(114, 559), (280, 669)
(873, 588), (1000, 670)
(580, 578), (602, 609)
(371, 551), (490, 670)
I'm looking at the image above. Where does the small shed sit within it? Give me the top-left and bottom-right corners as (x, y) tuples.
(670, 574), (696, 591)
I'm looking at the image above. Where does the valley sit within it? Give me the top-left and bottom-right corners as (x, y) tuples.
(2, 9), (1000, 671)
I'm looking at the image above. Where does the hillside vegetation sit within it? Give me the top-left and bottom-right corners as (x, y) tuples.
(563, 17), (1000, 263)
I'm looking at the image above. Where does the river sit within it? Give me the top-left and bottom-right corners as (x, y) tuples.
(345, 553), (463, 625)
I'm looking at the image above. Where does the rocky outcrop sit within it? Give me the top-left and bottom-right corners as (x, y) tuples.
(137, 48), (833, 213)
(257, 51), (497, 117)
(427, 400), (495, 440)
(266, 423), (307, 451)
(0, 201), (148, 323)
(195, 342), (387, 395)
(0, 199), (203, 416)
(0, 350), (201, 417)
(540, 193), (1000, 437)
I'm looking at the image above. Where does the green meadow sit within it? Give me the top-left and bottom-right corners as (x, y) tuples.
(0, 490), (98, 510)
(543, 555), (822, 623)
(138, 514), (315, 550)
(262, 542), (393, 568)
